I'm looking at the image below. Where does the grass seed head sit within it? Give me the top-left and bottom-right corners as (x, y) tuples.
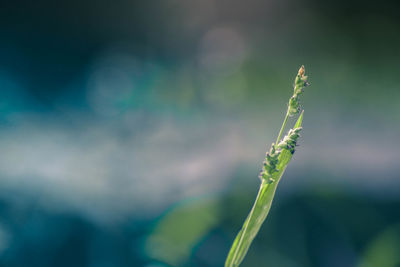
(288, 65), (309, 116)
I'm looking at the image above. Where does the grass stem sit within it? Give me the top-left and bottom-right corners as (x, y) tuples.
(226, 179), (267, 267)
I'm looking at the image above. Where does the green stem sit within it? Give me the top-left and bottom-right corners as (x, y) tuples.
(226, 179), (267, 267)
(224, 163), (288, 267)
(275, 109), (290, 144)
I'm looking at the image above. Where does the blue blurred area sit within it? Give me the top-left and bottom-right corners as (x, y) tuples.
(1, 0), (400, 266)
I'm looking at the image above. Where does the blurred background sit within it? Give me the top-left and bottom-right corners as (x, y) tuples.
(0, 0), (400, 266)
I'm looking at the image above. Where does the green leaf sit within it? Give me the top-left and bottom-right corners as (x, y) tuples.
(294, 110), (304, 128)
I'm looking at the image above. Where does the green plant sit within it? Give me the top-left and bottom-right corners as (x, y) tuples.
(225, 66), (309, 267)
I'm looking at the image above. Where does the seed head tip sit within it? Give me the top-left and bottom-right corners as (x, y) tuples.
(298, 65), (305, 77)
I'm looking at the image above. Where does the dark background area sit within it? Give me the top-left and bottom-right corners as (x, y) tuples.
(0, 0), (400, 266)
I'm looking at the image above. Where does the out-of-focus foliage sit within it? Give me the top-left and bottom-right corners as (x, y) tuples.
(145, 198), (220, 266)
